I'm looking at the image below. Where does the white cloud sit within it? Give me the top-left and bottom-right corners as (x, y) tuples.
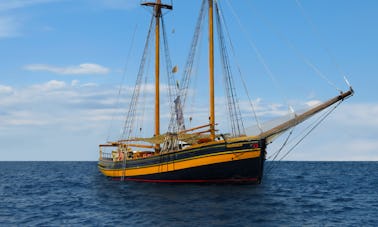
(306, 100), (322, 107)
(0, 80), (127, 128)
(24, 63), (110, 75)
(71, 80), (79, 87)
(332, 103), (378, 127)
(0, 16), (21, 38)
(31, 80), (66, 91)
(81, 82), (98, 87)
(0, 84), (13, 94)
(268, 102), (378, 161)
(0, 79), (375, 161)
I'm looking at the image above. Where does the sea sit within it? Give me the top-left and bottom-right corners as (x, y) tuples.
(1, 162), (377, 226)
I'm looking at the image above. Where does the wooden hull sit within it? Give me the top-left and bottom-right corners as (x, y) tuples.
(98, 139), (266, 183)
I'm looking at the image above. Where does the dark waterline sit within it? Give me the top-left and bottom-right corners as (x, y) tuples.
(1, 161), (377, 226)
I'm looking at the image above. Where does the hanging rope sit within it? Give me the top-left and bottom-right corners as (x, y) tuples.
(215, 1), (245, 136)
(265, 128), (294, 174)
(295, 0), (347, 82)
(161, 16), (182, 134)
(121, 15), (155, 140)
(278, 101), (341, 161)
(225, 0), (292, 113)
(106, 24), (138, 142)
(179, 0), (206, 116)
(218, 1), (263, 134)
(242, 1), (341, 92)
(265, 100), (342, 174)
(267, 129), (294, 160)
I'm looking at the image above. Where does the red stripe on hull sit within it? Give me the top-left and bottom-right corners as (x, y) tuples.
(112, 177), (259, 183)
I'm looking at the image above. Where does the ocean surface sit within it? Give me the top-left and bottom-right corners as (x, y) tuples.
(1, 161), (377, 226)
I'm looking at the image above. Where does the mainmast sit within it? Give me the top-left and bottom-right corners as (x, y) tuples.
(142, 1), (172, 151)
(208, 0), (215, 140)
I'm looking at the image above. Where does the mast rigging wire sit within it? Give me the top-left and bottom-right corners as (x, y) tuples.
(178, 0), (207, 120)
(225, 0), (292, 113)
(217, 1), (263, 134)
(106, 24), (138, 142)
(121, 15), (155, 140)
(295, 0), (347, 82)
(161, 16), (182, 133)
(278, 101), (341, 161)
(243, 0), (341, 92)
(215, 1), (245, 136)
(265, 100), (342, 174)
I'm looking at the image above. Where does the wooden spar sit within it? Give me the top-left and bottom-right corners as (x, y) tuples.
(179, 123), (214, 134)
(194, 129), (218, 135)
(99, 143), (119, 147)
(141, 2), (172, 10)
(125, 144), (154, 149)
(208, 0), (215, 141)
(99, 142), (153, 149)
(259, 88), (354, 141)
(155, 0), (161, 150)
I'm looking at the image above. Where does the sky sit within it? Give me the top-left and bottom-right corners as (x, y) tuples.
(0, 0), (377, 161)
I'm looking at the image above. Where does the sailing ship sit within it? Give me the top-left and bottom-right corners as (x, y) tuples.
(98, 0), (353, 183)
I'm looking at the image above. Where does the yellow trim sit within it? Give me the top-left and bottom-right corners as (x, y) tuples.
(226, 143), (244, 148)
(99, 149), (261, 178)
(227, 136), (259, 142)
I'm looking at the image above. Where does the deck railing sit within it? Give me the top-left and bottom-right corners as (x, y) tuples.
(99, 151), (113, 161)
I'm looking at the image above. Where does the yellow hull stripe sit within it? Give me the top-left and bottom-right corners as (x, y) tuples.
(99, 149), (261, 178)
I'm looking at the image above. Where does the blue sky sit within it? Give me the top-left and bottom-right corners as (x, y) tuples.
(0, 0), (377, 161)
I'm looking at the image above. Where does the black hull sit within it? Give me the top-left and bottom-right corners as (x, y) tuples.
(122, 157), (264, 183)
(99, 138), (266, 184)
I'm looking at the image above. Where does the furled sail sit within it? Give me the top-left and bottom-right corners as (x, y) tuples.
(257, 88), (354, 142)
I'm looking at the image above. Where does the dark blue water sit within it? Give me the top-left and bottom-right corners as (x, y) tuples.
(1, 162), (377, 226)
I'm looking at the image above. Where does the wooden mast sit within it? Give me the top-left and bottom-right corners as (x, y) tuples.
(141, 1), (172, 151)
(208, 0), (215, 140)
(155, 0), (161, 148)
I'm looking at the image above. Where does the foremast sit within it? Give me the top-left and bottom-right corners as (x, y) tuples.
(142, 1), (172, 151)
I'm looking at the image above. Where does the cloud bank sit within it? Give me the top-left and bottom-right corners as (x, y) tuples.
(24, 63), (110, 75)
(0, 80), (375, 161)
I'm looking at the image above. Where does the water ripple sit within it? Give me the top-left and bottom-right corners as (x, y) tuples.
(0, 161), (377, 226)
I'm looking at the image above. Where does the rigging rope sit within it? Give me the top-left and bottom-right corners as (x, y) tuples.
(121, 15), (155, 140)
(217, 1), (263, 134)
(215, 1), (245, 136)
(243, 1), (341, 92)
(161, 16), (181, 134)
(135, 72), (150, 139)
(278, 101), (341, 161)
(265, 100), (342, 174)
(106, 24), (138, 142)
(179, 0), (206, 118)
(225, 0), (292, 113)
(295, 0), (347, 83)
(267, 129), (294, 161)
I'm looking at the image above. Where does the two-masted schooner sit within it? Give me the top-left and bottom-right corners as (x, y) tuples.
(98, 0), (353, 183)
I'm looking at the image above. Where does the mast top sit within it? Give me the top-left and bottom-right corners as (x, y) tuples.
(141, 1), (173, 10)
